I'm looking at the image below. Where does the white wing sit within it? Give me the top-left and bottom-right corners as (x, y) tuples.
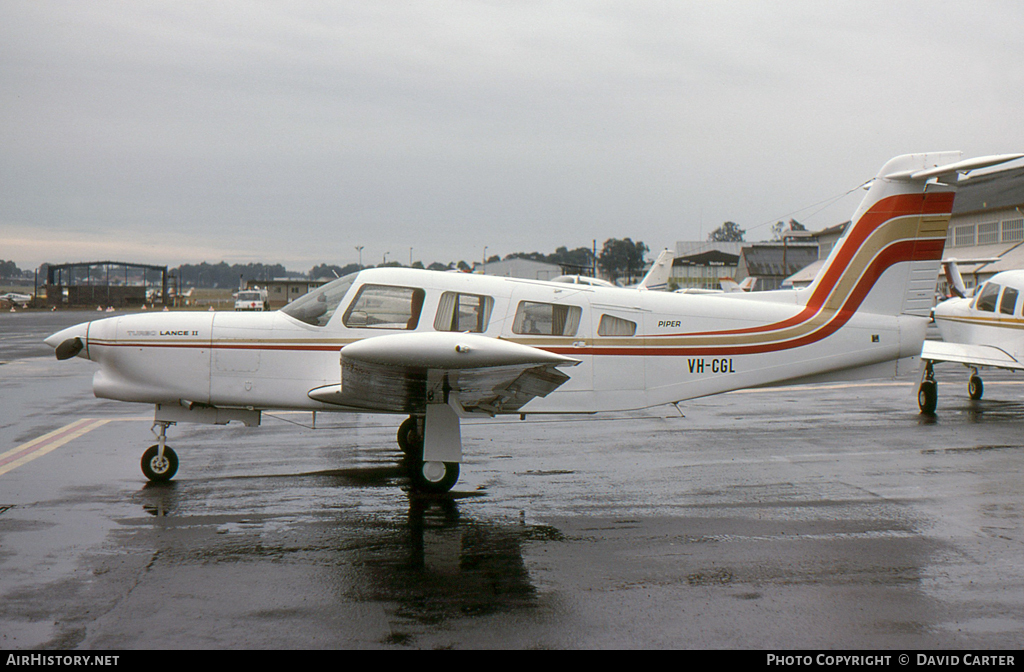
(921, 340), (1024, 371)
(307, 332), (579, 415)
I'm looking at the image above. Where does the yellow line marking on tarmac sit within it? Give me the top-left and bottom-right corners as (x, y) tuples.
(0, 416), (149, 477)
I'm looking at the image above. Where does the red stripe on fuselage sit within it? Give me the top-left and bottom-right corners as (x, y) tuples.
(803, 192), (952, 311)
(549, 237), (944, 358)
(87, 341), (342, 352)
(660, 192), (953, 339)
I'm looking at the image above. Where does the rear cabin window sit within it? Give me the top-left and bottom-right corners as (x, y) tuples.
(999, 286), (1019, 315)
(434, 292), (494, 332)
(512, 301), (582, 336)
(343, 285), (425, 330)
(598, 314), (637, 337)
(975, 283), (1001, 312)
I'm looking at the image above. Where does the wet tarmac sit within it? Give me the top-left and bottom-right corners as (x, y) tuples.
(1, 311), (1023, 649)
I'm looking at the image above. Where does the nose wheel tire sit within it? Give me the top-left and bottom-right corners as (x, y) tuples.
(142, 444), (179, 482)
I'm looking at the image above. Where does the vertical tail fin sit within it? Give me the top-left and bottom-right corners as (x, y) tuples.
(943, 260), (968, 298)
(638, 249), (674, 291)
(802, 152), (1022, 318)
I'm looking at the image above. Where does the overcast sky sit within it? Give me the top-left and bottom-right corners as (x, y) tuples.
(3, 1), (1024, 272)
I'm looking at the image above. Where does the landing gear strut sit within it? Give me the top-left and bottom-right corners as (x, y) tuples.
(143, 421), (178, 482)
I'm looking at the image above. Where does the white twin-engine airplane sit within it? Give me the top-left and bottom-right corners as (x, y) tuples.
(46, 152), (1022, 493)
(917, 264), (1024, 413)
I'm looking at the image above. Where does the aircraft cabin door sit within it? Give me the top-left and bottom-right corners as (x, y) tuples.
(505, 287), (592, 411)
(591, 304), (646, 410)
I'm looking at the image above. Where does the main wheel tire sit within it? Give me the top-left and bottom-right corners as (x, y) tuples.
(397, 417), (423, 456)
(969, 375), (984, 400)
(918, 380), (938, 414)
(409, 460), (459, 493)
(141, 444), (179, 482)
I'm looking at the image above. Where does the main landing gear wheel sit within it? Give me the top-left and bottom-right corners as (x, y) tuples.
(918, 379), (937, 414)
(397, 416), (424, 456)
(969, 374), (984, 400)
(410, 459), (460, 494)
(141, 444), (178, 482)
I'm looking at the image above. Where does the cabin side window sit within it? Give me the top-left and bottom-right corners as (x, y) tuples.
(999, 286), (1019, 316)
(434, 292), (494, 332)
(974, 282), (1001, 312)
(512, 301), (582, 336)
(597, 314), (637, 337)
(343, 285), (425, 329)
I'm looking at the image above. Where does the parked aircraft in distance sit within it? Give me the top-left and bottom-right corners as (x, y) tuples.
(630, 248), (673, 291)
(918, 267), (1024, 413)
(719, 277), (757, 292)
(552, 248), (674, 291)
(46, 152), (1022, 493)
(937, 257), (1001, 300)
(0, 292), (32, 306)
(551, 274), (615, 288)
(677, 277), (757, 295)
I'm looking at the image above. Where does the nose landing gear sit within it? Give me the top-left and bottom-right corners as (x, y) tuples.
(143, 421), (178, 482)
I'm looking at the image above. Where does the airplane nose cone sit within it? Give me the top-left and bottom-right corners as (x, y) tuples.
(45, 323), (90, 360)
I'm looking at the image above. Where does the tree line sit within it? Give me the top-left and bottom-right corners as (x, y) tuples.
(706, 219), (806, 242)
(10, 222), (802, 289)
(308, 239), (651, 284)
(13, 236), (654, 289)
(0, 260), (29, 279)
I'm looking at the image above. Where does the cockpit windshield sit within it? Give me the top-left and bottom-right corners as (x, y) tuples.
(280, 273), (358, 327)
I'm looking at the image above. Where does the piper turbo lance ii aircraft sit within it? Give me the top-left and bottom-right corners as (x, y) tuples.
(917, 259), (1024, 413)
(46, 151), (1022, 493)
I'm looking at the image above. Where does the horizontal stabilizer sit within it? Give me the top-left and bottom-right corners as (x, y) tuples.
(885, 153), (1024, 182)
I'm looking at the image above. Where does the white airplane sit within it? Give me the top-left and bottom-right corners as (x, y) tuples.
(937, 257), (1000, 300)
(632, 248), (673, 291)
(551, 249), (674, 291)
(722, 277), (758, 292)
(0, 292), (32, 306)
(917, 267), (1024, 413)
(550, 274), (616, 288)
(45, 151), (1022, 493)
(677, 277), (756, 295)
